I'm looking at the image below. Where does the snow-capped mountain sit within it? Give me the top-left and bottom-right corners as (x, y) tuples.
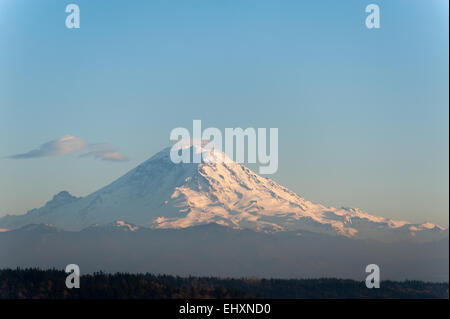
(0, 143), (446, 242)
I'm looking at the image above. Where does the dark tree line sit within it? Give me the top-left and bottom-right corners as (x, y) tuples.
(0, 268), (447, 299)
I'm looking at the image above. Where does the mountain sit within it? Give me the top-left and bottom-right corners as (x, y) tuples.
(0, 143), (447, 242)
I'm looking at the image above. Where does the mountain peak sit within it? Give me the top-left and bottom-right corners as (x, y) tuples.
(43, 190), (79, 210)
(53, 190), (75, 200)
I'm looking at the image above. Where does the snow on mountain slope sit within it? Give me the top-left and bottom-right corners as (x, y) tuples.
(0, 143), (446, 242)
(86, 220), (140, 232)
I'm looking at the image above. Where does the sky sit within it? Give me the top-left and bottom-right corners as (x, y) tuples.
(0, 0), (448, 226)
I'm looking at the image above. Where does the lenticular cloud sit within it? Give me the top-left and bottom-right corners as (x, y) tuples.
(8, 135), (87, 159)
(80, 143), (129, 162)
(8, 135), (127, 162)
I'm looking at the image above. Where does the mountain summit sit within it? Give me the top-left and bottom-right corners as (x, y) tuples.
(0, 144), (446, 242)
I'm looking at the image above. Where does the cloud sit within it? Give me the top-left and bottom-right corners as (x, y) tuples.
(8, 136), (128, 162)
(8, 135), (87, 159)
(79, 143), (129, 162)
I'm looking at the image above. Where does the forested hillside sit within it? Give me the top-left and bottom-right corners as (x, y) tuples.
(0, 269), (447, 299)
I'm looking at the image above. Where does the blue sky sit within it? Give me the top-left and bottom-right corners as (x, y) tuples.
(0, 0), (448, 226)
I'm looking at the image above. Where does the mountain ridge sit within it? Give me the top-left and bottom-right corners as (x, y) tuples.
(1, 221), (448, 281)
